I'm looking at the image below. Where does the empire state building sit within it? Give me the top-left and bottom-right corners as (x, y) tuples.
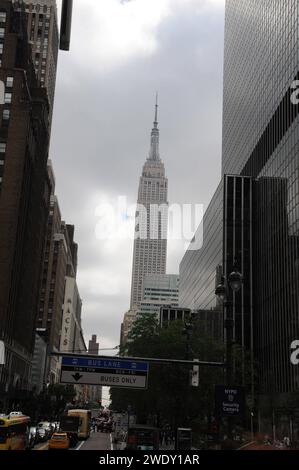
(130, 100), (168, 308)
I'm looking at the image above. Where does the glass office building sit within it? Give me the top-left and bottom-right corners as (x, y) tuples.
(223, 1), (299, 398)
(180, 175), (253, 357)
(179, 181), (223, 312)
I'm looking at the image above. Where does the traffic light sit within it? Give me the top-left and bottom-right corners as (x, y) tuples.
(190, 359), (199, 387)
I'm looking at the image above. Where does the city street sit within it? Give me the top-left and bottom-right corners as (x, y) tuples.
(0, 0), (299, 463)
(76, 432), (112, 451)
(33, 432), (112, 451)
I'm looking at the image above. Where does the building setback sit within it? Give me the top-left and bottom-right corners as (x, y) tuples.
(0, 1), (50, 405)
(130, 100), (168, 309)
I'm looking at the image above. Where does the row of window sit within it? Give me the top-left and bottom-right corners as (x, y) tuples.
(0, 15), (4, 67)
(0, 139), (5, 188)
(0, 73), (13, 190)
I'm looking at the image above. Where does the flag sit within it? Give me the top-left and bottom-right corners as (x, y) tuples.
(0, 341), (4, 365)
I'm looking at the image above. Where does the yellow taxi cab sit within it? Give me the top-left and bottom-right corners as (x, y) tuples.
(48, 432), (70, 450)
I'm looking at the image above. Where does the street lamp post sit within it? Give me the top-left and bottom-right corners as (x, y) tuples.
(127, 404), (132, 433)
(215, 259), (243, 440)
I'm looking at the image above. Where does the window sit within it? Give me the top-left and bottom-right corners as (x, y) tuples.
(0, 44), (3, 54)
(0, 12), (6, 24)
(0, 160), (4, 165)
(4, 93), (11, 104)
(2, 109), (9, 124)
(6, 76), (13, 88)
(0, 143), (6, 153)
(0, 27), (4, 38)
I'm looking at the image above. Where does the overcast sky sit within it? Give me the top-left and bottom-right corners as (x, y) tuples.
(50, 0), (225, 354)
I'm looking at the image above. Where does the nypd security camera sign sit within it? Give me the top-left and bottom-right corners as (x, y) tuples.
(215, 385), (246, 418)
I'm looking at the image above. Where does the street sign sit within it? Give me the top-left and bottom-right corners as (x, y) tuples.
(215, 385), (246, 417)
(60, 355), (149, 389)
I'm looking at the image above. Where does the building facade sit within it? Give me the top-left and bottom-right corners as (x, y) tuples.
(13, 0), (59, 127)
(222, 0), (299, 403)
(138, 273), (179, 318)
(160, 307), (191, 328)
(180, 175), (253, 359)
(120, 309), (137, 347)
(130, 101), (168, 308)
(0, 0), (50, 406)
(60, 276), (82, 355)
(31, 329), (47, 394)
(87, 335), (102, 405)
(34, 161), (80, 385)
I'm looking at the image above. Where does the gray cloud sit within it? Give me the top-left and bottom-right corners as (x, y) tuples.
(50, 0), (225, 349)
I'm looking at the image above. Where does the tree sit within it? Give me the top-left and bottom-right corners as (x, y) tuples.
(111, 315), (225, 434)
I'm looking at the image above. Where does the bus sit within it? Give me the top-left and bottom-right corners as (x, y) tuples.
(67, 409), (91, 440)
(0, 415), (31, 450)
(126, 425), (160, 451)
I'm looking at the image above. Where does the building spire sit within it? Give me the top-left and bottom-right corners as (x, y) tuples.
(154, 92), (158, 125)
(148, 93), (160, 161)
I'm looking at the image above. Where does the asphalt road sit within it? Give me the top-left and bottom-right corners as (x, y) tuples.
(76, 431), (112, 451)
(33, 431), (112, 451)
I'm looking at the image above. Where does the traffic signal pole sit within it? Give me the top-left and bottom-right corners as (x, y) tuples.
(50, 351), (225, 368)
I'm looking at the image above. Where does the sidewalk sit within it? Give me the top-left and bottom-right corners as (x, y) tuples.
(159, 442), (175, 450)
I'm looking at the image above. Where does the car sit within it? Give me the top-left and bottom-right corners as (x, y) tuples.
(50, 422), (57, 433)
(37, 421), (52, 438)
(36, 427), (47, 442)
(48, 433), (70, 450)
(29, 426), (38, 447)
(9, 411), (23, 417)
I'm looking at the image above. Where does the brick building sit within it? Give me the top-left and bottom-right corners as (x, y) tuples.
(0, 0), (50, 407)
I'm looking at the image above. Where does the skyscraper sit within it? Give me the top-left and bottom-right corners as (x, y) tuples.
(0, 0), (51, 405)
(179, 0), (299, 434)
(222, 0), (299, 399)
(130, 100), (168, 308)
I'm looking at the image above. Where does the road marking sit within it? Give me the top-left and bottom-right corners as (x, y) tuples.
(237, 441), (255, 450)
(76, 441), (85, 451)
(110, 433), (113, 451)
